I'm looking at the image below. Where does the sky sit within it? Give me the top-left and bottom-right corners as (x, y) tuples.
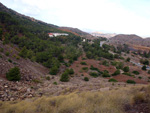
(1, 0), (150, 37)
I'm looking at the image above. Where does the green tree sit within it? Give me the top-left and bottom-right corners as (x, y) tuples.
(0, 28), (2, 40)
(126, 57), (130, 62)
(112, 69), (120, 76)
(19, 46), (28, 58)
(142, 65), (147, 71)
(60, 72), (69, 82)
(132, 71), (139, 75)
(58, 55), (64, 62)
(49, 66), (59, 75)
(84, 77), (89, 81)
(102, 72), (110, 77)
(126, 80), (136, 84)
(116, 62), (124, 69)
(3, 33), (9, 44)
(109, 78), (118, 82)
(68, 68), (74, 75)
(6, 67), (21, 81)
(123, 66), (129, 72)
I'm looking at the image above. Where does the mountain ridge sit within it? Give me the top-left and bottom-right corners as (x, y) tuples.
(110, 34), (150, 47)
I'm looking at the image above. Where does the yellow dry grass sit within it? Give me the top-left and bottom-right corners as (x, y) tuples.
(0, 85), (148, 113)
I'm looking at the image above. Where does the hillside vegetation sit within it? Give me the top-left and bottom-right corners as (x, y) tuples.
(0, 85), (150, 113)
(0, 3), (82, 75)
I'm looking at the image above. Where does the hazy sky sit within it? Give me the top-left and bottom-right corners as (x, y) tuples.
(1, 0), (150, 37)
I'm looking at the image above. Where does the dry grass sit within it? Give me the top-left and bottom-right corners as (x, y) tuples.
(0, 85), (149, 113)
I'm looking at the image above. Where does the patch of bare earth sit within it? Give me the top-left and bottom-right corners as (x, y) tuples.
(113, 75), (147, 84)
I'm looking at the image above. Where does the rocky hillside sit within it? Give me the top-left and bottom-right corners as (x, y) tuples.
(0, 40), (50, 101)
(59, 27), (96, 39)
(110, 34), (150, 47)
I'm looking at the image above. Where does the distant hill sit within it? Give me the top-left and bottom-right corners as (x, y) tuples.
(110, 34), (150, 47)
(91, 32), (117, 38)
(59, 27), (96, 39)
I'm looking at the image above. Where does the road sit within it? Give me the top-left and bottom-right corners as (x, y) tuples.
(130, 60), (150, 70)
(100, 41), (106, 47)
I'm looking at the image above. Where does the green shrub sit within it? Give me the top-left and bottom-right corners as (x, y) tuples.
(6, 67), (21, 81)
(19, 46), (28, 58)
(82, 67), (88, 71)
(16, 55), (20, 60)
(102, 60), (109, 66)
(116, 62), (124, 69)
(32, 79), (42, 83)
(64, 62), (70, 67)
(112, 69), (120, 76)
(114, 54), (119, 59)
(104, 70), (109, 73)
(120, 57), (124, 60)
(111, 61), (118, 66)
(126, 80), (136, 84)
(68, 68), (74, 75)
(90, 65), (101, 73)
(132, 71), (140, 75)
(60, 72), (69, 82)
(82, 57), (86, 60)
(123, 72), (134, 77)
(123, 66), (129, 72)
(138, 76), (142, 79)
(53, 82), (57, 85)
(126, 57), (130, 62)
(8, 58), (12, 63)
(108, 78), (118, 82)
(46, 76), (50, 80)
(89, 72), (99, 77)
(0, 48), (3, 52)
(102, 72), (110, 77)
(84, 77), (89, 81)
(0, 54), (2, 58)
(142, 65), (146, 71)
(80, 61), (87, 65)
(148, 70), (150, 74)
(5, 51), (10, 56)
(49, 66), (59, 75)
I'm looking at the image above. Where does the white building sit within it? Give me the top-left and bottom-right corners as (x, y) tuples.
(48, 33), (69, 37)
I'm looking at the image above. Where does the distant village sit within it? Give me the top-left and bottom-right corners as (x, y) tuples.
(48, 33), (69, 37)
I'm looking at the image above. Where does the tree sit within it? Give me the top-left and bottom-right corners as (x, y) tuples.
(126, 57), (130, 62)
(60, 72), (69, 82)
(84, 77), (89, 81)
(126, 80), (136, 84)
(112, 69), (120, 76)
(102, 72), (110, 77)
(0, 28), (2, 40)
(86, 51), (93, 59)
(148, 70), (150, 74)
(6, 67), (21, 81)
(116, 62), (124, 69)
(58, 55), (64, 62)
(19, 46), (28, 58)
(132, 71), (139, 75)
(123, 66), (129, 72)
(109, 78), (118, 82)
(68, 68), (74, 75)
(3, 33), (10, 44)
(142, 65), (147, 71)
(49, 66), (59, 75)
(114, 54), (119, 59)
